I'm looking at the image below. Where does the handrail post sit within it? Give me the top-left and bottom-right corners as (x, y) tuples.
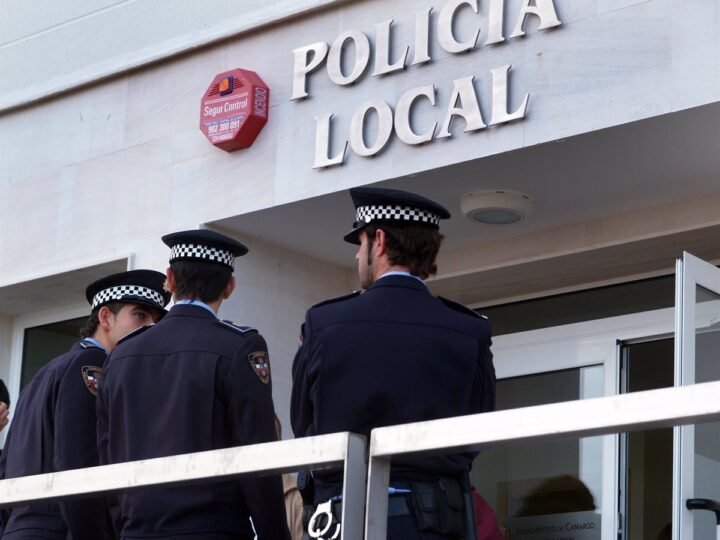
(340, 434), (368, 540)
(363, 455), (390, 540)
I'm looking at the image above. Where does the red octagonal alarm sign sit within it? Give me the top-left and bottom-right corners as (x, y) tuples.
(200, 69), (270, 152)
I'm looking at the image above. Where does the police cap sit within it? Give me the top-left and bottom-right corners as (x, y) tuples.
(162, 229), (248, 270)
(85, 270), (171, 313)
(344, 187), (451, 244)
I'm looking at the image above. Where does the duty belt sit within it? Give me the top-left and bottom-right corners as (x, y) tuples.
(334, 494), (411, 519)
(307, 492), (411, 539)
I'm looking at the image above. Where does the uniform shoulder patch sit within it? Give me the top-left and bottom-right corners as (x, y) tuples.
(118, 324), (154, 344)
(217, 320), (257, 334)
(438, 296), (487, 319)
(81, 365), (103, 396)
(248, 351), (271, 384)
(311, 290), (361, 309)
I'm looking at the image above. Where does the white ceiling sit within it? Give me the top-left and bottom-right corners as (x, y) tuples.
(214, 101), (720, 271)
(0, 259), (128, 316)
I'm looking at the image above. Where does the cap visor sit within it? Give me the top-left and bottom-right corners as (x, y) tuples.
(119, 296), (168, 316)
(343, 227), (362, 245)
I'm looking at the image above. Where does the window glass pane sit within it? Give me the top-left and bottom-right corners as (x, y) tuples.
(479, 275), (675, 336)
(21, 317), (86, 388)
(624, 339), (673, 540)
(472, 366), (604, 539)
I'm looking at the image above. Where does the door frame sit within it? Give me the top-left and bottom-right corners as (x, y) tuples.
(493, 305), (678, 540)
(674, 252), (720, 539)
(1, 302), (89, 448)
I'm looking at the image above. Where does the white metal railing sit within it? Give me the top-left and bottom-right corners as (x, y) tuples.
(2, 382), (720, 539)
(364, 380), (720, 539)
(0, 432), (367, 540)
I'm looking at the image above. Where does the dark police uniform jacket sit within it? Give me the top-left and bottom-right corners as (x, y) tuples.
(291, 275), (496, 494)
(0, 341), (112, 540)
(97, 304), (290, 540)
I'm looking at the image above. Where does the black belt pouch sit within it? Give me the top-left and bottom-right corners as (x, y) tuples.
(436, 477), (464, 536)
(411, 481), (440, 532)
(410, 479), (464, 536)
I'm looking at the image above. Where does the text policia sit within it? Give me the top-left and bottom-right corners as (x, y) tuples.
(291, 0), (562, 169)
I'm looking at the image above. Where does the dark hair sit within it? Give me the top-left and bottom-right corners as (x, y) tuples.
(515, 474), (596, 517)
(0, 379), (10, 407)
(170, 260), (232, 303)
(80, 302), (123, 339)
(365, 222), (444, 279)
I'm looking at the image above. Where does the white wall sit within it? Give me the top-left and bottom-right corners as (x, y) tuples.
(2, 0), (719, 290)
(0, 315), (11, 383)
(0, 0), (355, 110)
(0, 314), (10, 447)
(1, 0), (720, 424)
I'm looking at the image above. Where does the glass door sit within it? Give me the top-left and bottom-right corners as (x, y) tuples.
(472, 366), (606, 540)
(473, 318), (622, 540)
(674, 252), (720, 540)
(620, 339), (675, 540)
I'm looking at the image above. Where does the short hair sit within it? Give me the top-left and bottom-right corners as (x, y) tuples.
(79, 302), (123, 339)
(365, 222), (444, 279)
(170, 260), (232, 303)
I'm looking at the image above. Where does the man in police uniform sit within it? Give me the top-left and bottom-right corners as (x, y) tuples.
(291, 187), (496, 539)
(97, 229), (290, 540)
(0, 270), (170, 540)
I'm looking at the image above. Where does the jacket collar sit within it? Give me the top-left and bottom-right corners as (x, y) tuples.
(165, 303), (218, 320)
(366, 274), (429, 293)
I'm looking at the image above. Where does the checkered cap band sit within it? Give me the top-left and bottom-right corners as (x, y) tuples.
(170, 243), (235, 267)
(92, 285), (165, 310)
(356, 205), (441, 226)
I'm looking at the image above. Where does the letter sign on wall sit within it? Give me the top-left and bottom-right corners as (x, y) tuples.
(200, 69), (270, 152)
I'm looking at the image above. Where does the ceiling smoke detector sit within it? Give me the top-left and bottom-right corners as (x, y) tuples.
(461, 190), (534, 225)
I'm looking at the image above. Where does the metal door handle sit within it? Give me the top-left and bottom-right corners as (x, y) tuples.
(686, 498), (720, 525)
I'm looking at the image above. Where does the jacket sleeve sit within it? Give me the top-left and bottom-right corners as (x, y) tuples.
(96, 358), (122, 538)
(290, 314), (314, 438)
(96, 362), (109, 466)
(222, 332), (290, 540)
(55, 350), (113, 540)
(473, 329), (496, 415)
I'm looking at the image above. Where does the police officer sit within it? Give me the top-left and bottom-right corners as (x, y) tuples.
(97, 229), (290, 540)
(291, 187), (496, 539)
(0, 270), (170, 540)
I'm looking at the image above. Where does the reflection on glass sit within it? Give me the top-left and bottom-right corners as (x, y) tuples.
(624, 339), (674, 540)
(472, 366), (603, 539)
(692, 285), (720, 540)
(21, 317), (86, 388)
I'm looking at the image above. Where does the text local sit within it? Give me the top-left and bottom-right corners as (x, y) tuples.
(291, 0), (562, 169)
